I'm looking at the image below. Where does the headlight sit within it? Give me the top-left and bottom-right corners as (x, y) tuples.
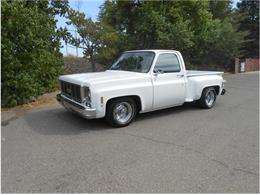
(83, 87), (91, 106)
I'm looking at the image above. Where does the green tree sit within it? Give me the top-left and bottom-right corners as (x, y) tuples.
(209, 0), (232, 20)
(64, 9), (119, 71)
(196, 0), (248, 69)
(99, 0), (246, 69)
(237, 0), (259, 58)
(1, 0), (68, 107)
(198, 17), (247, 69)
(99, 1), (206, 63)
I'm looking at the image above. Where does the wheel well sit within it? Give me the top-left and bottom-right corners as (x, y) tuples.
(203, 86), (220, 95)
(213, 86), (220, 95)
(106, 95), (142, 113)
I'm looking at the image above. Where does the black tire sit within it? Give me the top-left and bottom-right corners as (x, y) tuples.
(198, 87), (216, 109)
(105, 97), (137, 127)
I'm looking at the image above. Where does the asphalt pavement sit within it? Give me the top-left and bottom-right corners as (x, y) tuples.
(1, 72), (259, 193)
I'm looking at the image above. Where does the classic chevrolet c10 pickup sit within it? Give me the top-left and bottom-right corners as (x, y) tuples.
(57, 50), (226, 127)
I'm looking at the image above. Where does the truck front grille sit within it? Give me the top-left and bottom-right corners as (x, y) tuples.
(60, 81), (81, 103)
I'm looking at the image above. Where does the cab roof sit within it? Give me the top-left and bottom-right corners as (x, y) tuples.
(125, 49), (179, 53)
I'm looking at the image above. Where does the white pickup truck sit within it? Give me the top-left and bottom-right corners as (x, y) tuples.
(57, 50), (226, 127)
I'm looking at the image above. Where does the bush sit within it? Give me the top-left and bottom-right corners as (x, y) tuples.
(1, 1), (67, 107)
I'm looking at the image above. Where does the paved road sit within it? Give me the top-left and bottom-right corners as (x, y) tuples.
(2, 72), (259, 193)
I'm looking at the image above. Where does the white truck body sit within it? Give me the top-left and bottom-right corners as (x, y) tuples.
(57, 50), (226, 124)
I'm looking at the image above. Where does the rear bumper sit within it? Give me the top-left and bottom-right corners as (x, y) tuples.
(56, 93), (96, 119)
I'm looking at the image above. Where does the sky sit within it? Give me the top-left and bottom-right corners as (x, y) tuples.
(57, 0), (104, 57)
(58, 0), (240, 57)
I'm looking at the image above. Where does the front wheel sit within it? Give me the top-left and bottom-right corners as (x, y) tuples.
(105, 97), (137, 127)
(198, 87), (216, 109)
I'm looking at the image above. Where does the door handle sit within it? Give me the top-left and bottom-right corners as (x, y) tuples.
(177, 74), (184, 78)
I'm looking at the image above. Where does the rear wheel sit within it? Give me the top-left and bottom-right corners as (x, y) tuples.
(198, 87), (216, 109)
(106, 97), (137, 127)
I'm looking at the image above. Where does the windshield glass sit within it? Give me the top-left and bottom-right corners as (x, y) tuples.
(110, 52), (155, 73)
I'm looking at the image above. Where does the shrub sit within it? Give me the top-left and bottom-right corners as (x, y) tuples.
(1, 0), (67, 107)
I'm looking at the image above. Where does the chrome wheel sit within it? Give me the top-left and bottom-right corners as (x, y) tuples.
(113, 102), (133, 124)
(205, 90), (215, 107)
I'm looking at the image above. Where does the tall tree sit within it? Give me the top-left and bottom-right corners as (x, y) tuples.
(209, 0), (232, 20)
(237, 0), (259, 58)
(1, 0), (68, 107)
(64, 9), (118, 71)
(99, 0), (246, 69)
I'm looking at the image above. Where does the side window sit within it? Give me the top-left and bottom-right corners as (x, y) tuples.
(154, 53), (181, 73)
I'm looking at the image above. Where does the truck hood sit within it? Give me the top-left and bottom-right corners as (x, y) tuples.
(59, 70), (147, 86)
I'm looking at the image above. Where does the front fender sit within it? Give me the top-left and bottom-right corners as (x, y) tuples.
(91, 83), (153, 118)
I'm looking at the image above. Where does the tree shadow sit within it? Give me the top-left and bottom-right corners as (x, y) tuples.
(25, 103), (199, 136)
(25, 107), (111, 136)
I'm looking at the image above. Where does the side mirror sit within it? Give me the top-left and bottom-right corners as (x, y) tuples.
(153, 68), (164, 76)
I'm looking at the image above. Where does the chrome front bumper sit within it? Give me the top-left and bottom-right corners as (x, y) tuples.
(56, 93), (96, 119)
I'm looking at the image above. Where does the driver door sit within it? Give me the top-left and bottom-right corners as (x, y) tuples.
(152, 53), (186, 109)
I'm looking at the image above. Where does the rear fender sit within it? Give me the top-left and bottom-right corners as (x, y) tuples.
(186, 75), (223, 101)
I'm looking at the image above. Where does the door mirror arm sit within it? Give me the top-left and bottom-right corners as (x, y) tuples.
(153, 68), (164, 76)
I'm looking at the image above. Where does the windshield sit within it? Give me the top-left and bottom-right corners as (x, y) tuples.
(110, 52), (155, 73)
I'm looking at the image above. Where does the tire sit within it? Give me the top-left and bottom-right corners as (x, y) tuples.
(105, 97), (137, 127)
(198, 87), (216, 109)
